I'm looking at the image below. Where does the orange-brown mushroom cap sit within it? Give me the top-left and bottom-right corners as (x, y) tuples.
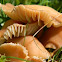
(41, 27), (62, 49)
(0, 43), (29, 62)
(0, 3), (62, 27)
(2, 19), (21, 29)
(7, 36), (50, 60)
(0, 29), (6, 37)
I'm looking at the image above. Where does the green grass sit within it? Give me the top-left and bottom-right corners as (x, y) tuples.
(0, 55), (32, 62)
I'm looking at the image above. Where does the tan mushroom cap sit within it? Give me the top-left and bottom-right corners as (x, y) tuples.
(0, 19), (20, 37)
(41, 27), (62, 49)
(0, 29), (6, 44)
(3, 22), (41, 40)
(28, 56), (46, 62)
(2, 19), (21, 29)
(0, 43), (29, 62)
(0, 3), (62, 27)
(7, 36), (50, 60)
(0, 29), (6, 37)
(0, 19), (20, 38)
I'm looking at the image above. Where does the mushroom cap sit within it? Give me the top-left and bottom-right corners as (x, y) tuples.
(0, 29), (6, 37)
(0, 3), (62, 27)
(2, 19), (21, 29)
(0, 43), (29, 62)
(7, 36), (50, 59)
(41, 27), (62, 49)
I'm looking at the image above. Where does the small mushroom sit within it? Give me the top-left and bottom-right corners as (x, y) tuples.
(0, 43), (29, 62)
(40, 27), (62, 54)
